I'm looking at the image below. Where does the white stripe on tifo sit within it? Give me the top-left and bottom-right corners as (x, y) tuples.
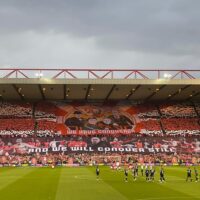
(136, 196), (200, 200)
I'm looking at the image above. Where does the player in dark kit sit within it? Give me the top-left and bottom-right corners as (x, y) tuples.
(145, 167), (149, 181)
(160, 167), (165, 183)
(135, 163), (139, 177)
(194, 167), (199, 182)
(150, 168), (155, 182)
(132, 167), (137, 181)
(186, 167), (192, 182)
(96, 166), (100, 180)
(141, 164), (144, 176)
(124, 168), (128, 182)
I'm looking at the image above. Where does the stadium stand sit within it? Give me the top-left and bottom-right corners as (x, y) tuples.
(0, 119), (34, 136)
(0, 102), (32, 118)
(0, 100), (199, 165)
(159, 102), (197, 117)
(161, 118), (200, 135)
(139, 119), (163, 135)
(0, 101), (200, 136)
(194, 102), (200, 116)
(36, 120), (58, 136)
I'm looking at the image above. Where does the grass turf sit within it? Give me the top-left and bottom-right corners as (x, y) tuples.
(0, 166), (199, 200)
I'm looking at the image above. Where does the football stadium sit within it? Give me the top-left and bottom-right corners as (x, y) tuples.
(0, 68), (200, 200)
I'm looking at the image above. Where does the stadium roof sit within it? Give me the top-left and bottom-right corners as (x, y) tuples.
(0, 68), (200, 101)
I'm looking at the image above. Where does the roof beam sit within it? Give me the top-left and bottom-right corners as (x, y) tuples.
(167, 85), (191, 100)
(12, 84), (24, 100)
(186, 91), (200, 101)
(64, 84), (67, 100)
(145, 85), (166, 101)
(126, 85), (140, 100)
(0, 94), (3, 101)
(85, 84), (91, 100)
(104, 84), (116, 101)
(38, 85), (46, 100)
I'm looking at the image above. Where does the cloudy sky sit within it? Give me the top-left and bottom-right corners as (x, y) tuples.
(0, 0), (200, 69)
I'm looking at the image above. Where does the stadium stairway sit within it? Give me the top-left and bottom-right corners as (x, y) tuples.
(156, 104), (162, 117)
(192, 101), (200, 118)
(155, 105), (166, 134)
(158, 119), (166, 135)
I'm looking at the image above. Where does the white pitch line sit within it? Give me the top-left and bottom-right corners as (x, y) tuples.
(74, 175), (102, 181)
(136, 196), (200, 200)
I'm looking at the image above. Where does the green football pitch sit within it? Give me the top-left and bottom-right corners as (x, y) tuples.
(0, 166), (199, 200)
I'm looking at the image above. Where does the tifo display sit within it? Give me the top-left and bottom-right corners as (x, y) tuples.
(0, 101), (199, 166)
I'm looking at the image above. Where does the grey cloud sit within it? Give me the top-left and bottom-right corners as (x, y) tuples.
(0, 0), (200, 67)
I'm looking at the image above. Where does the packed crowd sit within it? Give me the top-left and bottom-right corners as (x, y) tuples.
(159, 103), (197, 117)
(0, 119), (35, 136)
(0, 119), (58, 137)
(139, 119), (163, 135)
(0, 136), (199, 156)
(162, 118), (200, 135)
(0, 101), (199, 137)
(134, 104), (160, 118)
(0, 101), (199, 167)
(0, 102), (32, 118)
(195, 103), (200, 116)
(0, 152), (199, 166)
(36, 120), (58, 136)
